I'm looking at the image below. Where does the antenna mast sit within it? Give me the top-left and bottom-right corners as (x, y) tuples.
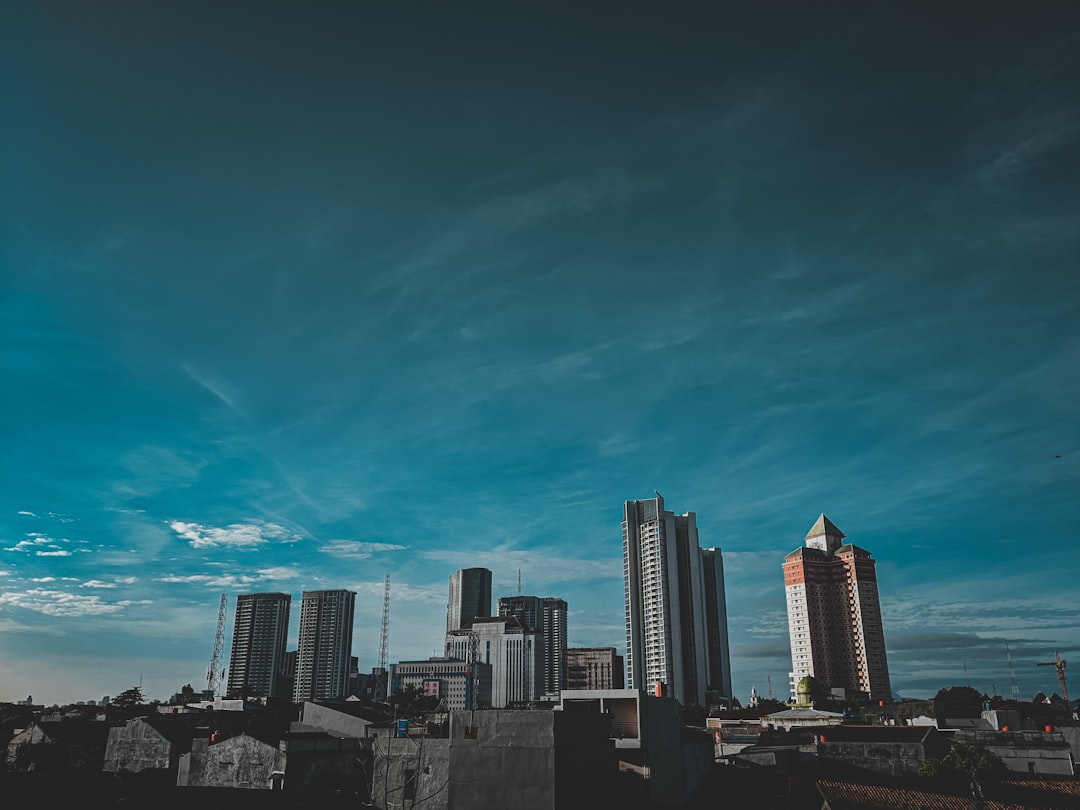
(517, 568), (522, 596)
(1007, 643), (1021, 701)
(207, 593), (228, 696)
(378, 575), (391, 671)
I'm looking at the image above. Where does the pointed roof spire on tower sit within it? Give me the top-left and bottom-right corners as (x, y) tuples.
(805, 514), (845, 540)
(804, 514), (845, 554)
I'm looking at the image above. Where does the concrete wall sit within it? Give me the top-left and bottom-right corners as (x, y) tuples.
(820, 740), (926, 776)
(102, 718), (178, 773)
(553, 712), (616, 810)
(369, 710), (615, 810)
(177, 734), (287, 788)
(370, 733), (451, 810)
(449, 711), (556, 809)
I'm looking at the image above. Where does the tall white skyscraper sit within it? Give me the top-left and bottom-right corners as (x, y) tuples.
(227, 592), (291, 698)
(784, 515), (891, 702)
(293, 589), (356, 702)
(446, 567), (492, 633)
(622, 495), (732, 706)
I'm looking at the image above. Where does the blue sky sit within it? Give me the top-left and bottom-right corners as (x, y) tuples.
(2, 2), (1078, 706)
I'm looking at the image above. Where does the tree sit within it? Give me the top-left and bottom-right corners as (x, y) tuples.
(919, 743), (1007, 805)
(933, 686), (985, 719)
(178, 684), (199, 705)
(113, 686), (144, 708)
(388, 685), (439, 718)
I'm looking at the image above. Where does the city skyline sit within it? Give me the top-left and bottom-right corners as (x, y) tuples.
(2, 3), (1078, 706)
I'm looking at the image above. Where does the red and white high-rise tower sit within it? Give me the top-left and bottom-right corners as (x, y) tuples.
(783, 515), (891, 702)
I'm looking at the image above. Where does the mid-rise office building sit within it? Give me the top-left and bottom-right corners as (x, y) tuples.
(293, 589), (356, 702)
(783, 515), (891, 702)
(227, 592), (291, 698)
(566, 647), (625, 691)
(622, 495), (733, 706)
(498, 595), (568, 700)
(446, 567), (492, 633)
(446, 616), (542, 707)
(390, 657), (493, 711)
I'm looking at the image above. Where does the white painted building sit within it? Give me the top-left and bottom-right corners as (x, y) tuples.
(446, 617), (541, 708)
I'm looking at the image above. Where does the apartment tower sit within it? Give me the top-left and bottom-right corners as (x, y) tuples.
(226, 592), (291, 698)
(622, 495), (733, 706)
(783, 515), (891, 702)
(293, 589), (356, 702)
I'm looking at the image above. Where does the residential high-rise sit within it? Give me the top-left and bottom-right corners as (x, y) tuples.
(446, 567), (492, 633)
(293, 589), (356, 702)
(226, 592), (291, 698)
(783, 515), (891, 702)
(498, 595), (568, 700)
(622, 495), (732, 706)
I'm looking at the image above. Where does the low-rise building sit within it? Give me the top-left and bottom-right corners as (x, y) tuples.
(559, 688), (712, 806)
(371, 709), (614, 810)
(391, 658), (492, 711)
(102, 716), (194, 775)
(177, 732), (287, 789)
(565, 647), (624, 691)
(953, 728), (1075, 776)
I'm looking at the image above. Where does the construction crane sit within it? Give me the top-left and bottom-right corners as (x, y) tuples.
(376, 575), (391, 701)
(206, 593), (228, 696)
(1037, 650), (1069, 706)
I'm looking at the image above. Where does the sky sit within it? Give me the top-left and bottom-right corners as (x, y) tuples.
(1, 2), (1078, 707)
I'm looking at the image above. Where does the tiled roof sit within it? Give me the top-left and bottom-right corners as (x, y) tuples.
(819, 778), (1080, 810)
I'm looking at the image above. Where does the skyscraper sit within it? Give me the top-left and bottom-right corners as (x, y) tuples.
(293, 589), (356, 702)
(498, 595), (568, 700)
(783, 515), (891, 702)
(446, 567), (492, 633)
(622, 495), (732, 706)
(226, 592), (291, 698)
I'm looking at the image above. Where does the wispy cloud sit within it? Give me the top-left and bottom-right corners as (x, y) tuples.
(169, 520), (299, 549)
(319, 540), (408, 559)
(0, 589), (126, 617)
(80, 580), (117, 589)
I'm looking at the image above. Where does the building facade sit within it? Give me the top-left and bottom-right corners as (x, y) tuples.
(783, 515), (891, 702)
(226, 592), (291, 698)
(622, 495), (732, 706)
(497, 595), (568, 700)
(446, 617), (542, 707)
(565, 647), (625, 691)
(446, 567), (492, 633)
(391, 657), (493, 711)
(293, 589), (356, 702)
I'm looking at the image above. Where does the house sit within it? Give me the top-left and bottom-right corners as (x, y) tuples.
(177, 732), (287, 789)
(102, 715), (194, 775)
(952, 728), (1075, 776)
